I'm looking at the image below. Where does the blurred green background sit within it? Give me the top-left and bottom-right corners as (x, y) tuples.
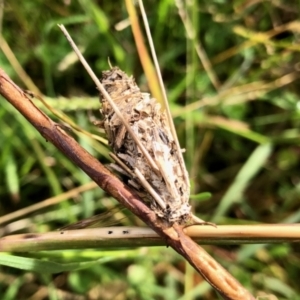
(1, 0), (300, 299)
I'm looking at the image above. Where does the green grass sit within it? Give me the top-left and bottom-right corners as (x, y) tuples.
(1, 0), (300, 299)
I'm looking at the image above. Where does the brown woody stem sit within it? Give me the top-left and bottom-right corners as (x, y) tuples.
(0, 69), (255, 299)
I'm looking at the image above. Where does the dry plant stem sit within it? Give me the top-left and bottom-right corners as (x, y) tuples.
(124, 0), (163, 104)
(170, 225), (255, 300)
(0, 182), (98, 226)
(0, 71), (255, 299)
(0, 36), (41, 94)
(33, 93), (108, 145)
(1, 224), (300, 252)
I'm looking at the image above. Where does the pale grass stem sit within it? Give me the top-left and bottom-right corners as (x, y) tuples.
(1, 224), (300, 252)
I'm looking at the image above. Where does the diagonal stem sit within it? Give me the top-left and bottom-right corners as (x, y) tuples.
(0, 69), (255, 299)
